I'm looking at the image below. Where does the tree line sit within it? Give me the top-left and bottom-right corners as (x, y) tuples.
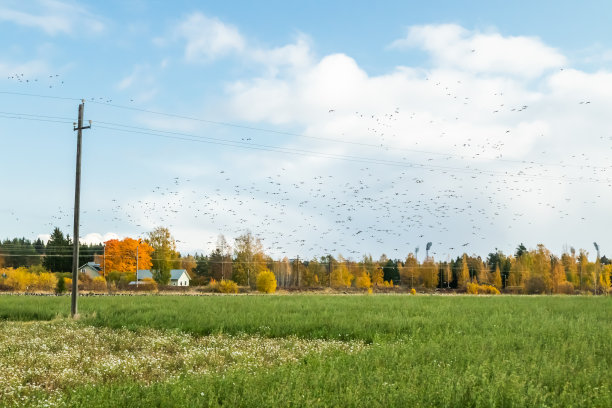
(1, 227), (611, 294)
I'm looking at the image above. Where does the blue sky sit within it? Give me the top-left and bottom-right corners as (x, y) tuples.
(1, 0), (612, 261)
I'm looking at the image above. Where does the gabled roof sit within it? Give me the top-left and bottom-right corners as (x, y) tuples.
(137, 270), (153, 279)
(79, 262), (102, 272)
(170, 269), (190, 281)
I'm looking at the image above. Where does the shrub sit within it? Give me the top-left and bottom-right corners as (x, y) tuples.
(383, 280), (394, 288)
(466, 282), (479, 294)
(467, 282), (500, 295)
(55, 276), (66, 294)
(525, 276), (547, 294)
(91, 276), (107, 292)
(256, 270), (277, 294)
(410, 288), (416, 295)
(34, 273), (57, 292)
(215, 279), (238, 294)
(558, 281), (574, 294)
(137, 277), (158, 292)
(190, 276), (209, 286)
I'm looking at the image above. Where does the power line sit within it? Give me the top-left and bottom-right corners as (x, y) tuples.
(2, 92), (610, 172)
(93, 123), (612, 183)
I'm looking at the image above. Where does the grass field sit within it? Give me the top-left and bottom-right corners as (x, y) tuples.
(1, 294), (611, 407)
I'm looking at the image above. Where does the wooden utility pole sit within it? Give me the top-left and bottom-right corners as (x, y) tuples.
(71, 100), (91, 318)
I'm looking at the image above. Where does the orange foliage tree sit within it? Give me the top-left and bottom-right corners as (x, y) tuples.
(103, 238), (154, 276)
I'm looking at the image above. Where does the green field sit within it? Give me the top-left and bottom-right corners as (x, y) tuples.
(1, 294), (611, 407)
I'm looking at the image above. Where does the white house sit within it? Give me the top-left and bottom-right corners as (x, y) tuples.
(170, 269), (190, 286)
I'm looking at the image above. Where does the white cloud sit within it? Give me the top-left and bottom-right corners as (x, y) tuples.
(81, 232), (120, 245)
(0, 0), (104, 36)
(175, 12), (244, 62)
(390, 24), (566, 78)
(0, 59), (48, 77)
(250, 34), (314, 75)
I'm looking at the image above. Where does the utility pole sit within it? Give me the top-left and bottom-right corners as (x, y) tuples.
(136, 241), (139, 287)
(71, 100), (91, 318)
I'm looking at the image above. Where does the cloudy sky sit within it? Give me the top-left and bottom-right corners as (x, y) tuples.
(1, 0), (612, 261)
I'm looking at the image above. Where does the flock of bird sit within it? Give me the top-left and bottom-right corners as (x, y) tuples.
(3, 65), (612, 261)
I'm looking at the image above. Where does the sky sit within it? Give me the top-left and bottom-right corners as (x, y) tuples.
(1, 0), (612, 261)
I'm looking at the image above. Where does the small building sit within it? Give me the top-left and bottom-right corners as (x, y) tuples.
(170, 269), (190, 286)
(79, 262), (102, 279)
(132, 269), (191, 286)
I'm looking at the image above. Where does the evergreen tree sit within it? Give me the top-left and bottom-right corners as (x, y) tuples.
(43, 228), (72, 272)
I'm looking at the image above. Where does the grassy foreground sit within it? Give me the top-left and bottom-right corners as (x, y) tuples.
(1, 294), (611, 407)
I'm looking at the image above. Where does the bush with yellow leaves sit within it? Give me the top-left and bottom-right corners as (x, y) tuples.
(215, 279), (239, 294)
(91, 276), (107, 292)
(0, 268), (57, 292)
(467, 281), (500, 295)
(256, 269), (277, 294)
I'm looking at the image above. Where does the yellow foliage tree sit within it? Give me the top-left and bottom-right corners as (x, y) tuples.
(256, 269), (277, 293)
(353, 264), (372, 289)
(492, 264), (502, 289)
(458, 255), (470, 289)
(400, 254), (419, 288)
(551, 262), (567, 294)
(477, 262), (489, 285)
(331, 260), (353, 288)
(600, 264), (612, 294)
(355, 273), (372, 289)
(420, 259), (438, 289)
(103, 238), (154, 276)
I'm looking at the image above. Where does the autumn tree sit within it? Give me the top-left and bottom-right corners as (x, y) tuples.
(302, 259), (323, 287)
(492, 264), (502, 289)
(457, 254), (470, 289)
(400, 253), (419, 288)
(256, 268), (277, 293)
(353, 263), (372, 289)
(147, 227), (180, 285)
(181, 255), (197, 277)
(361, 255), (383, 287)
(213, 234), (232, 282)
(331, 256), (353, 288)
(420, 258), (438, 289)
(577, 250), (590, 291)
(232, 231), (267, 287)
(600, 264), (612, 294)
(551, 260), (567, 294)
(477, 262), (489, 285)
(104, 238), (154, 276)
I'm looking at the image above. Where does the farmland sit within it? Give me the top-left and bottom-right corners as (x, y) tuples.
(1, 294), (612, 407)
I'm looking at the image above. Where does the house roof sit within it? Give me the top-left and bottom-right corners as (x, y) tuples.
(79, 262), (102, 272)
(170, 269), (190, 281)
(136, 269), (190, 281)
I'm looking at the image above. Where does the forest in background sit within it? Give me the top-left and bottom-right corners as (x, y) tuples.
(1, 226), (611, 294)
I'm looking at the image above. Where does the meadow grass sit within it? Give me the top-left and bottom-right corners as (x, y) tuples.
(1, 294), (611, 407)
